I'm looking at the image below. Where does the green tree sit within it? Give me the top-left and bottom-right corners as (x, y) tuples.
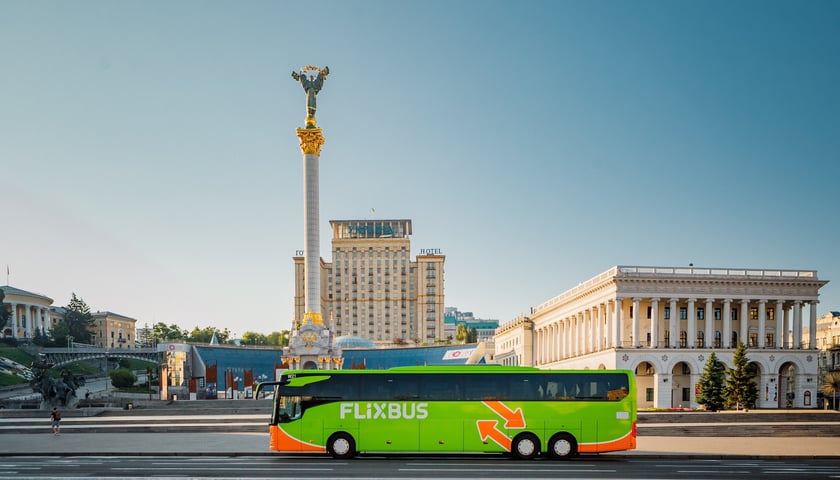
(455, 323), (468, 343)
(467, 327), (478, 343)
(152, 322), (187, 342)
(822, 371), (840, 410)
(186, 326), (230, 344)
(267, 330), (291, 347)
(62, 293), (94, 345)
(50, 319), (71, 347)
(0, 289), (10, 334)
(109, 368), (137, 389)
(697, 352), (726, 411)
(242, 331), (268, 346)
(723, 342), (758, 410)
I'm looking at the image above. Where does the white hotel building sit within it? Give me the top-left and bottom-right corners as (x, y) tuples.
(494, 266), (828, 409)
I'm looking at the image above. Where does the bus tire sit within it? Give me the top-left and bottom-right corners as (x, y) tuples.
(547, 433), (577, 460)
(511, 432), (540, 460)
(327, 432), (356, 459)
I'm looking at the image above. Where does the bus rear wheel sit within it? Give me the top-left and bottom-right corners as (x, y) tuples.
(547, 433), (577, 460)
(328, 432), (356, 459)
(511, 433), (540, 460)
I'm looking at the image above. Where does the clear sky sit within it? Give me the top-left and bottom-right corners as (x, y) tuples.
(2, 0), (838, 336)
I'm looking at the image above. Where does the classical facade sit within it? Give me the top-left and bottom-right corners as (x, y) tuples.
(293, 219), (445, 345)
(0, 286), (58, 339)
(91, 311), (137, 349)
(493, 266), (828, 409)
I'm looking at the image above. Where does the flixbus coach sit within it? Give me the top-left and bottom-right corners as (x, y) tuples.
(255, 366), (636, 459)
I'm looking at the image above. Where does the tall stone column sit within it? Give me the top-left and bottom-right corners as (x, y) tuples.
(705, 299), (714, 348)
(669, 298), (678, 348)
(632, 298), (641, 348)
(793, 301), (802, 349)
(614, 298), (623, 348)
(758, 300), (767, 348)
(723, 299), (732, 348)
(687, 298), (696, 348)
(809, 302), (818, 349)
(297, 127), (326, 327)
(775, 301), (784, 348)
(650, 298), (659, 348)
(740, 299), (749, 347)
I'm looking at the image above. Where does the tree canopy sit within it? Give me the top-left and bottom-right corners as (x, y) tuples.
(697, 352), (726, 411)
(0, 290), (10, 333)
(723, 342), (758, 410)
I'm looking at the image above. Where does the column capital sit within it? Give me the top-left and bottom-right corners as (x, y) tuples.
(722, 298), (733, 303)
(704, 298), (716, 303)
(687, 298), (696, 303)
(296, 127), (325, 155)
(740, 298), (751, 305)
(758, 299), (767, 304)
(650, 297), (660, 303)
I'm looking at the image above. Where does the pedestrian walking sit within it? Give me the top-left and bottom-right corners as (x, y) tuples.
(50, 407), (61, 435)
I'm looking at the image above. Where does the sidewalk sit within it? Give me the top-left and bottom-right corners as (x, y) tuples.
(2, 432), (839, 458)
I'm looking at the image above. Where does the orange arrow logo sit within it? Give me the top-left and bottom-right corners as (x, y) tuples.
(477, 420), (511, 450)
(482, 401), (525, 429)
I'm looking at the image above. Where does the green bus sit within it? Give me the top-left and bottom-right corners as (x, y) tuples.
(255, 366), (636, 459)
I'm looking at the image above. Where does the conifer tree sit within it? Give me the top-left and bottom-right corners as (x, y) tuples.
(723, 342), (758, 410)
(697, 351), (726, 411)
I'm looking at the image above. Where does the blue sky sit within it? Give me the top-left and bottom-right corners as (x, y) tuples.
(2, 0), (838, 336)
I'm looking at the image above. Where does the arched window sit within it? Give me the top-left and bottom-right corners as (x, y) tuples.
(697, 331), (705, 348)
(714, 331), (722, 348)
(679, 331), (687, 348)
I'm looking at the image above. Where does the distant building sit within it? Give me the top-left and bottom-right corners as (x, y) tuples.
(0, 286), (57, 339)
(493, 265), (828, 409)
(0, 285), (136, 348)
(816, 311), (840, 372)
(91, 311), (137, 349)
(293, 219), (445, 345)
(444, 307), (499, 343)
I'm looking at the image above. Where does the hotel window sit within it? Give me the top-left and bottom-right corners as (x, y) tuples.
(664, 307), (670, 320)
(646, 306), (652, 319)
(714, 308), (721, 320)
(731, 309), (738, 321)
(697, 308), (705, 320)
(646, 388), (654, 402)
(749, 333), (758, 347)
(679, 308), (687, 320)
(766, 333), (775, 346)
(749, 308), (758, 320)
(679, 331), (687, 348)
(767, 308), (775, 321)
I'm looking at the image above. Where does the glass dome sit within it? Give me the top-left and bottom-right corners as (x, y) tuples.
(333, 335), (376, 349)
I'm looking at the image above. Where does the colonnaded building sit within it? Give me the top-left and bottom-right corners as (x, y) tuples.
(293, 219), (445, 345)
(0, 285), (137, 349)
(494, 266), (828, 409)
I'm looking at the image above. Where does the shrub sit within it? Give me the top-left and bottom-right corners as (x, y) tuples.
(109, 368), (137, 389)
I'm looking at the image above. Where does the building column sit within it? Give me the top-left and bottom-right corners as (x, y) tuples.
(650, 298), (659, 348)
(577, 312), (584, 356)
(758, 300), (767, 348)
(9, 303), (17, 338)
(723, 299), (732, 348)
(584, 309), (591, 354)
(614, 298), (623, 348)
(793, 301), (802, 349)
(595, 304), (602, 351)
(740, 299), (749, 347)
(24, 305), (33, 338)
(809, 302), (818, 349)
(669, 298), (678, 348)
(632, 298), (641, 348)
(705, 299), (714, 349)
(775, 301), (784, 348)
(687, 298), (696, 348)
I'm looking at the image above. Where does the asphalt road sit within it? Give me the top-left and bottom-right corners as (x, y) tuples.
(3, 454), (840, 479)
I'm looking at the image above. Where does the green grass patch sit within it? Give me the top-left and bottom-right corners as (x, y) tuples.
(0, 371), (27, 387)
(0, 347), (34, 366)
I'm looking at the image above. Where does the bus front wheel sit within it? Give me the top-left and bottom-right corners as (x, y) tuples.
(327, 432), (356, 459)
(511, 433), (540, 460)
(547, 433), (577, 460)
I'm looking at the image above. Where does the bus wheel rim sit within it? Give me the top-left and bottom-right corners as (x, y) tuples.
(554, 439), (571, 456)
(333, 438), (350, 455)
(517, 438), (536, 456)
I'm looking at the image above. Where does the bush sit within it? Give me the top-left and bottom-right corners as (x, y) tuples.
(109, 368), (137, 389)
